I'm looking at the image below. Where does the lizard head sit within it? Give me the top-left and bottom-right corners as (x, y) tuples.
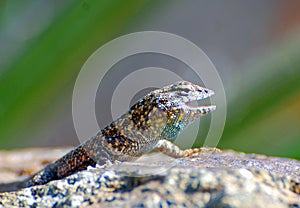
(151, 81), (216, 141)
(128, 81), (215, 142)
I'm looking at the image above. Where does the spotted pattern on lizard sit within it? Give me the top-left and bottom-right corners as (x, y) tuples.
(0, 81), (216, 192)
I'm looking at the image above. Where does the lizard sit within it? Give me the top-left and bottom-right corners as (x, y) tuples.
(0, 81), (217, 192)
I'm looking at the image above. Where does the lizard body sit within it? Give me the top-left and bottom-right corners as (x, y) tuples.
(0, 81), (216, 192)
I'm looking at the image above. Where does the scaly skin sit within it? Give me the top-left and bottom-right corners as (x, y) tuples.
(0, 81), (216, 192)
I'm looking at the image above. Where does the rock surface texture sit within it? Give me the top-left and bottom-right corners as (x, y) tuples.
(0, 148), (299, 208)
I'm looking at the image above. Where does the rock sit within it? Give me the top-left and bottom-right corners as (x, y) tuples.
(0, 148), (299, 207)
(0, 147), (70, 183)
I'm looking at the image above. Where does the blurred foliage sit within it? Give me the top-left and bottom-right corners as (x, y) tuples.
(0, 1), (299, 160)
(217, 35), (300, 159)
(0, 0), (153, 147)
(196, 35), (300, 160)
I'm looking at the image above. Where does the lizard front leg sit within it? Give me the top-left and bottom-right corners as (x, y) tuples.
(155, 139), (220, 158)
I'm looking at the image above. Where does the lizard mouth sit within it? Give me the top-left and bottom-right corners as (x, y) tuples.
(186, 101), (216, 112)
(184, 88), (216, 114)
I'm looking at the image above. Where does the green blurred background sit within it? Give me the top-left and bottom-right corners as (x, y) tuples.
(0, 1), (299, 159)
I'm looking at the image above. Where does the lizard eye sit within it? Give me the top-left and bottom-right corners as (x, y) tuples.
(180, 88), (191, 93)
(157, 103), (167, 111)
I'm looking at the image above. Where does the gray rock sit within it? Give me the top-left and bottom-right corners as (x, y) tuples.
(0, 149), (299, 207)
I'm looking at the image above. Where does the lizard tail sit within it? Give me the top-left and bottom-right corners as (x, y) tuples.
(22, 144), (97, 189)
(0, 181), (24, 192)
(0, 143), (97, 193)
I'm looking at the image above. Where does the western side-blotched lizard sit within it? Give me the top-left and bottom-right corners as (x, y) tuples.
(1, 81), (216, 192)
